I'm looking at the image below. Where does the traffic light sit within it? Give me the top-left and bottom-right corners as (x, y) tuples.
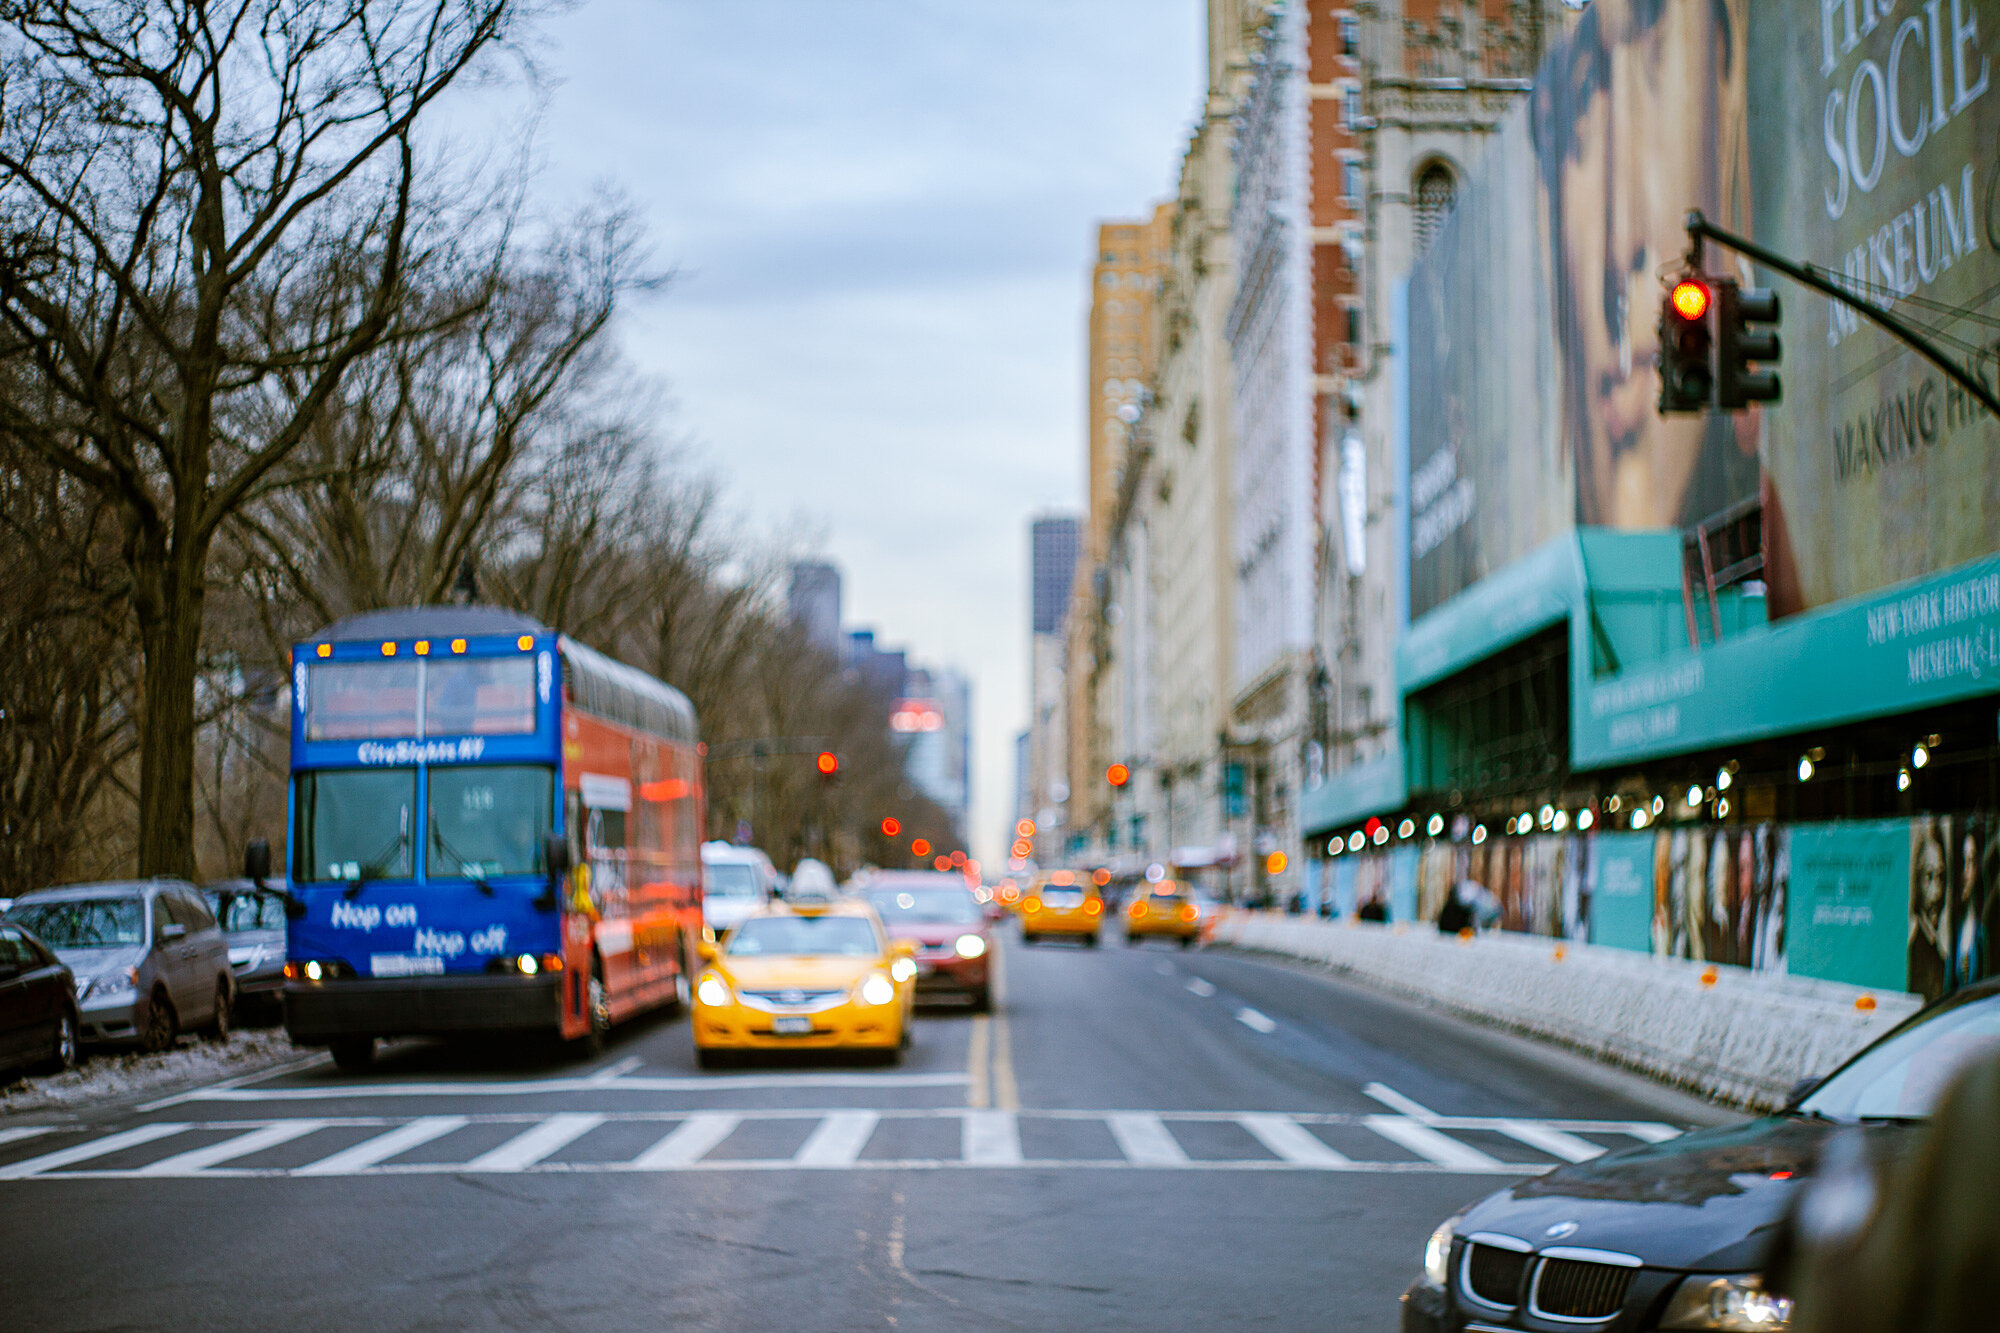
(1106, 763), (1130, 788)
(880, 817), (900, 838)
(814, 751), (840, 784)
(1016, 819), (1036, 839)
(1657, 278), (1713, 413)
(1716, 280), (1781, 408)
(911, 838), (932, 859)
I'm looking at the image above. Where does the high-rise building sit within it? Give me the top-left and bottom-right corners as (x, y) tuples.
(787, 560), (843, 656)
(844, 629), (908, 702)
(1030, 516), (1081, 636)
(1026, 514), (1081, 862)
(898, 666), (972, 841)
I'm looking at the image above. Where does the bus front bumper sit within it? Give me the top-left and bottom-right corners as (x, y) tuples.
(284, 974), (564, 1043)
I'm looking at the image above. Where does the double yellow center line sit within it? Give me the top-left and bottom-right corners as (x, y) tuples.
(966, 938), (1018, 1110)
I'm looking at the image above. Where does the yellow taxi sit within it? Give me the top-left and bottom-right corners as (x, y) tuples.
(691, 894), (916, 1067)
(1018, 870), (1104, 947)
(1125, 878), (1201, 947)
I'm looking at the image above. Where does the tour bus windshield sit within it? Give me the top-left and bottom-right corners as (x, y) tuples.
(705, 863), (763, 898)
(296, 769), (416, 882)
(7, 896), (146, 949)
(305, 656), (536, 741)
(725, 916), (880, 957)
(428, 765), (553, 879)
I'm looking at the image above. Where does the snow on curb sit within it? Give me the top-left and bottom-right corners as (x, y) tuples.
(1211, 911), (1923, 1111)
(1, 1029), (315, 1117)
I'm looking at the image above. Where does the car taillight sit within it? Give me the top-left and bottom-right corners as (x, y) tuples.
(1178, 904), (1198, 922)
(1085, 900), (1102, 915)
(1128, 901), (1145, 917)
(1023, 897), (1041, 913)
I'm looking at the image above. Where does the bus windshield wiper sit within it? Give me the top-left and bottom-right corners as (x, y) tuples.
(431, 828), (495, 895)
(346, 832), (411, 897)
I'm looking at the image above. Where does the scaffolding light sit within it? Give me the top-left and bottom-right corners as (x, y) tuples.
(1471, 824), (1487, 845)
(1552, 810), (1569, 832)
(1798, 755), (1815, 781)
(1716, 768), (1732, 791)
(1898, 769), (1912, 792)
(1686, 785), (1703, 807)
(1912, 743), (1930, 768)
(1426, 813), (1444, 837)
(1397, 818), (1415, 839)
(1577, 809), (1594, 831)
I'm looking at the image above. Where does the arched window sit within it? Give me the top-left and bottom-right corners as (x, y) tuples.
(1412, 163), (1458, 257)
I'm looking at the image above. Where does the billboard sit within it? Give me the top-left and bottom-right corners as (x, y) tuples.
(1747, 0), (2000, 617)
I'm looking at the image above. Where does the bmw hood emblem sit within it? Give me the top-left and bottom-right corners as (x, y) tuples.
(1545, 1221), (1580, 1240)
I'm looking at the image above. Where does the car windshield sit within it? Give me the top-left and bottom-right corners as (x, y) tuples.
(868, 888), (982, 925)
(428, 765), (553, 879)
(705, 863), (763, 898)
(725, 915), (880, 957)
(1040, 887), (1086, 906)
(1799, 991), (2000, 1122)
(7, 896), (145, 949)
(205, 891), (288, 932)
(296, 768), (415, 882)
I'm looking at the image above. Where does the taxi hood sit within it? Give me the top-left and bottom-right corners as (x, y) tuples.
(719, 954), (879, 990)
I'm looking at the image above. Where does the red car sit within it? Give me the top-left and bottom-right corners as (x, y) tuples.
(861, 873), (993, 1011)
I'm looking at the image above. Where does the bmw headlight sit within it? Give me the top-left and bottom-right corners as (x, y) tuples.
(954, 934), (987, 959)
(695, 973), (732, 1008)
(1660, 1275), (1793, 1330)
(1422, 1219), (1456, 1289)
(859, 972), (896, 1006)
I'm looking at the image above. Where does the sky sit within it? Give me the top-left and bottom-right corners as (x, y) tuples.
(521, 1), (1208, 864)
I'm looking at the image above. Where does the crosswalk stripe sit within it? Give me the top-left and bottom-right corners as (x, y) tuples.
(0, 1122), (189, 1179)
(138, 1120), (330, 1175)
(1108, 1112), (1188, 1166)
(294, 1116), (468, 1176)
(630, 1114), (740, 1169)
(1494, 1120), (1606, 1163)
(461, 1113), (606, 1172)
(794, 1111), (880, 1167)
(1237, 1113), (1351, 1166)
(1624, 1122), (1684, 1143)
(0, 1126), (55, 1151)
(962, 1109), (1022, 1165)
(1364, 1115), (1502, 1170)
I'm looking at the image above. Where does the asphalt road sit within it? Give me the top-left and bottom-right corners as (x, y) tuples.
(0, 923), (1731, 1331)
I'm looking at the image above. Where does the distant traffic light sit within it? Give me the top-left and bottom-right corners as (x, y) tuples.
(1657, 278), (1714, 413)
(1106, 763), (1130, 788)
(1265, 851), (1288, 876)
(1016, 819), (1036, 839)
(814, 751), (840, 781)
(911, 838), (932, 859)
(1716, 280), (1781, 408)
(1011, 838), (1033, 859)
(881, 817), (901, 838)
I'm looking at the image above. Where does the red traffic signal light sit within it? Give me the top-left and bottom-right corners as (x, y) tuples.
(1658, 277), (1715, 413)
(881, 817), (901, 837)
(911, 838), (932, 859)
(1670, 279), (1710, 321)
(1011, 839), (1033, 859)
(815, 751), (839, 776)
(1106, 763), (1130, 788)
(1016, 819), (1036, 838)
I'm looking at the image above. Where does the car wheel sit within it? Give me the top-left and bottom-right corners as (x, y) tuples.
(329, 1037), (375, 1072)
(38, 1010), (80, 1074)
(695, 1046), (731, 1071)
(1022, 932), (1036, 945)
(204, 982), (233, 1043)
(140, 991), (178, 1053)
(1086, 934), (1099, 948)
(969, 986), (991, 1013)
(1179, 935), (1195, 950)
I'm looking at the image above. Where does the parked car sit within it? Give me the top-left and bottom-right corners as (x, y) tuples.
(202, 879), (290, 1017)
(1399, 978), (2000, 1332)
(6, 880), (235, 1050)
(0, 921), (79, 1077)
(861, 872), (994, 1010)
(699, 841), (779, 940)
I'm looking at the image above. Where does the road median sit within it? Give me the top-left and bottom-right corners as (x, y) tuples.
(1210, 912), (1921, 1110)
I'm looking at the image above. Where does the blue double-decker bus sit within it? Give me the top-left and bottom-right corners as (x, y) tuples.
(282, 606), (705, 1069)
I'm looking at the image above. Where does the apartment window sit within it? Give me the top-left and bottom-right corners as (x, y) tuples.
(1344, 86), (1361, 129)
(1345, 306), (1362, 345)
(1342, 160), (1363, 205)
(1340, 15), (1359, 56)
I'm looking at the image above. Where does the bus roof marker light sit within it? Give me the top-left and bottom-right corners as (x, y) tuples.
(315, 643), (331, 658)
(380, 641), (396, 656)
(517, 635), (534, 651)
(415, 640), (430, 656)
(451, 639), (467, 654)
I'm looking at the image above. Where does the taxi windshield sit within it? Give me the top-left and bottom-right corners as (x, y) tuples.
(867, 888), (981, 925)
(1799, 991), (2000, 1122)
(726, 915), (879, 957)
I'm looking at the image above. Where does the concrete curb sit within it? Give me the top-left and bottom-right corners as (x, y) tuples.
(1211, 912), (1923, 1110)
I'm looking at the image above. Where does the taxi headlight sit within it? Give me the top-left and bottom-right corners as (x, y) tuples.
(1421, 1219), (1455, 1289)
(859, 972), (896, 1006)
(954, 934), (986, 959)
(695, 973), (732, 1008)
(888, 957), (917, 985)
(1660, 1275), (1793, 1330)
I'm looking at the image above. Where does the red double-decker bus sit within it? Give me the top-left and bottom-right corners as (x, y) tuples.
(283, 606), (705, 1068)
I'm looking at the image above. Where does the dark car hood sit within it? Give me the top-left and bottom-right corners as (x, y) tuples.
(1455, 1116), (1910, 1272)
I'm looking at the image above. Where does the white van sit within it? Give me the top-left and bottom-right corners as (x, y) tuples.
(699, 842), (778, 939)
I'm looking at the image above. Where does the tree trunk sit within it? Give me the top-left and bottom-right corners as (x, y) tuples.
(133, 545), (209, 879)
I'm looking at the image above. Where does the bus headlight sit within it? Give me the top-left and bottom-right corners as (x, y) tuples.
(859, 972), (896, 1006)
(695, 973), (732, 1008)
(954, 934), (986, 959)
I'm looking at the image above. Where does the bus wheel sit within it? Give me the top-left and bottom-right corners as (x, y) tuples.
(329, 1037), (374, 1073)
(579, 967), (611, 1057)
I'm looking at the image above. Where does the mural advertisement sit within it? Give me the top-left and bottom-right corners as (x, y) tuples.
(1588, 832), (1656, 953)
(1748, 0), (2000, 618)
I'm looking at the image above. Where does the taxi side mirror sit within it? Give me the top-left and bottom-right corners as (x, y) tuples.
(696, 940), (719, 963)
(890, 940), (916, 958)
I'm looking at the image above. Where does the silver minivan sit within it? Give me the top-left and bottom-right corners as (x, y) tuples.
(5, 880), (235, 1049)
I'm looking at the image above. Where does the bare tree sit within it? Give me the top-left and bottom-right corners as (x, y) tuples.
(0, 0), (528, 875)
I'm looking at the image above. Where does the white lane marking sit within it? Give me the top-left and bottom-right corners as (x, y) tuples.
(1363, 1082), (1441, 1122)
(293, 1116), (468, 1176)
(1365, 1115), (1503, 1170)
(1185, 977), (1216, 997)
(462, 1113), (607, 1172)
(0, 1122), (189, 1179)
(179, 1072), (969, 1102)
(631, 1114), (741, 1169)
(588, 1057), (645, 1084)
(1235, 1007), (1277, 1034)
(1237, 1113), (1351, 1166)
(137, 1120), (329, 1176)
(794, 1111), (880, 1167)
(1107, 1112), (1188, 1166)
(1623, 1122), (1685, 1143)
(961, 1109), (1022, 1165)
(138, 1051), (331, 1111)
(1494, 1120), (1607, 1164)
(0, 1126), (56, 1150)
(1152, 960), (1174, 975)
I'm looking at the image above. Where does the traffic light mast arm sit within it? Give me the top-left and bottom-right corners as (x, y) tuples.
(1685, 210), (1999, 419)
